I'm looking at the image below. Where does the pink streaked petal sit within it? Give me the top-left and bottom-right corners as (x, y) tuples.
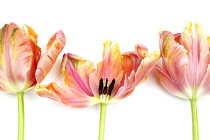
(200, 64), (210, 95)
(36, 82), (99, 108)
(35, 30), (66, 83)
(160, 32), (190, 91)
(60, 88), (99, 108)
(181, 22), (210, 88)
(96, 40), (123, 95)
(97, 40), (123, 80)
(156, 67), (190, 99)
(0, 23), (37, 93)
(113, 71), (136, 100)
(89, 71), (100, 98)
(61, 53), (95, 96)
(114, 51), (160, 100)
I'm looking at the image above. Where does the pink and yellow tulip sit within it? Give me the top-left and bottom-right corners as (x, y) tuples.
(0, 23), (66, 140)
(157, 22), (210, 140)
(36, 40), (160, 140)
(0, 23), (65, 93)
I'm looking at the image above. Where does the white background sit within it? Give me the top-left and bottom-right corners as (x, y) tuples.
(1, 0), (210, 140)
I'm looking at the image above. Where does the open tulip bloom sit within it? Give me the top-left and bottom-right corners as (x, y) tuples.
(0, 23), (66, 140)
(36, 40), (160, 140)
(156, 22), (210, 140)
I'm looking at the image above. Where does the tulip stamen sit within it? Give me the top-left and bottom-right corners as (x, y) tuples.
(99, 78), (103, 95)
(98, 78), (115, 100)
(103, 78), (108, 95)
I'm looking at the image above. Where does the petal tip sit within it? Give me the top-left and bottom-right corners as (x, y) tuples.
(135, 44), (148, 59)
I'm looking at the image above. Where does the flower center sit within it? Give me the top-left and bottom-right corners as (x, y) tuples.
(98, 78), (115, 100)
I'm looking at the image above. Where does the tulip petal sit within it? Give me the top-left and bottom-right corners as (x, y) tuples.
(135, 44), (148, 59)
(156, 66), (191, 99)
(135, 51), (160, 83)
(0, 23), (39, 93)
(160, 31), (190, 94)
(121, 51), (141, 76)
(113, 51), (160, 100)
(35, 30), (66, 83)
(181, 22), (210, 88)
(95, 40), (123, 96)
(22, 24), (41, 90)
(200, 64), (210, 95)
(61, 53), (95, 96)
(113, 71), (136, 100)
(36, 83), (99, 108)
(22, 24), (38, 44)
(36, 83), (60, 101)
(98, 40), (123, 80)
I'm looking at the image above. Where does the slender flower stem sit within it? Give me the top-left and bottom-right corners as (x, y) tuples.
(17, 91), (25, 140)
(190, 98), (199, 140)
(98, 103), (108, 140)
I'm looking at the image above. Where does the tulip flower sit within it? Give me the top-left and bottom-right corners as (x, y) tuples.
(156, 22), (210, 140)
(0, 23), (66, 140)
(36, 40), (160, 140)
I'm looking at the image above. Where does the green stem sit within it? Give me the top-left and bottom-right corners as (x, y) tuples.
(190, 99), (199, 140)
(17, 91), (25, 140)
(98, 103), (108, 140)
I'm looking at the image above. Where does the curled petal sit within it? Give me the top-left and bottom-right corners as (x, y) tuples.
(36, 83), (61, 101)
(35, 30), (66, 83)
(36, 83), (99, 108)
(135, 44), (148, 59)
(21, 24), (38, 44)
(114, 51), (160, 100)
(121, 51), (141, 76)
(135, 51), (160, 82)
(62, 53), (95, 96)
